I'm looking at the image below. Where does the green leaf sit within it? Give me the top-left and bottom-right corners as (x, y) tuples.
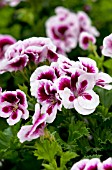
(60, 151), (78, 168)
(103, 59), (112, 69)
(0, 127), (13, 150)
(34, 139), (62, 162)
(95, 87), (112, 108)
(68, 120), (89, 143)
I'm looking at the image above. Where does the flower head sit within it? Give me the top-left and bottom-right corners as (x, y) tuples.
(0, 89), (29, 125)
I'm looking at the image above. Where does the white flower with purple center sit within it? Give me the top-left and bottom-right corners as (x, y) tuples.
(0, 89), (29, 125)
(79, 32), (96, 50)
(102, 33), (112, 57)
(55, 71), (99, 115)
(17, 103), (46, 143)
(31, 79), (62, 123)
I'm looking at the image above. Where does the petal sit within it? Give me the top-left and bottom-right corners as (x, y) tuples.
(8, 54), (29, 71)
(0, 102), (13, 118)
(17, 125), (33, 143)
(59, 88), (74, 109)
(30, 65), (57, 83)
(74, 99), (95, 115)
(77, 74), (96, 93)
(7, 109), (22, 125)
(55, 76), (71, 91)
(16, 89), (28, 107)
(1, 91), (18, 103)
(41, 103), (58, 123)
(84, 158), (100, 170)
(71, 159), (89, 170)
(78, 57), (98, 73)
(77, 90), (99, 110)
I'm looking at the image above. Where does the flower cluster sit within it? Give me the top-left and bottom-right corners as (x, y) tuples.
(30, 54), (112, 119)
(0, 36), (58, 74)
(71, 157), (112, 170)
(45, 6), (99, 54)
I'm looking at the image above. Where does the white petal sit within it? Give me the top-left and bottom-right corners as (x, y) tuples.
(77, 90), (99, 110)
(74, 99), (95, 115)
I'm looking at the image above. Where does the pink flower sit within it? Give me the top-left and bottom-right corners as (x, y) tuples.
(46, 7), (79, 54)
(79, 32), (96, 50)
(0, 89), (29, 125)
(17, 103), (46, 143)
(102, 33), (112, 57)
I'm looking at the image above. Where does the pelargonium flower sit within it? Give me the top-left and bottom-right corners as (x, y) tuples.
(79, 32), (96, 50)
(30, 65), (57, 84)
(55, 72), (99, 115)
(71, 159), (89, 170)
(71, 158), (112, 170)
(0, 37), (58, 74)
(78, 57), (112, 90)
(30, 79), (62, 123)
(84, 158), (100, 170)
(17, 103), (46, 143)
(0, 40), (29, 73)
(78, 57), (98, 73)
(23, 37), (58, 63)
(45, 6), (79, 54)
(77, 11), (99, 37)
(102, 33), (112, 57)
(98, 157), (112, 170)
(0, 89), (29, 125)
(0, 34), (16, 60)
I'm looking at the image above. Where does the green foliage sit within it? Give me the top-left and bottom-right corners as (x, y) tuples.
(34, 133), (78, 170)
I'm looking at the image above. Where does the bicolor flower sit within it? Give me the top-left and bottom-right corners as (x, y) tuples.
(0, 34), (16, 60)
(102, 33), (112, 57)
(23, 37), (58, 63)
(98, 157), (112, 170)
(30, 65), (57, 85)
(45, 7), (79, 54)
(17, 103), (46, 143)
(78, 57), (98, 73)
(0, 89), (29, 125)
(84, 158), (100, 170)
(71, 159), (89, 170)
(79, 32), (96, 50)
(77, 11), (99, 37)
(55, 72), (99, 115)
(0, 40), (29, 73)
(95, 72), (112, 90)
(31, 80), (62, 123)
